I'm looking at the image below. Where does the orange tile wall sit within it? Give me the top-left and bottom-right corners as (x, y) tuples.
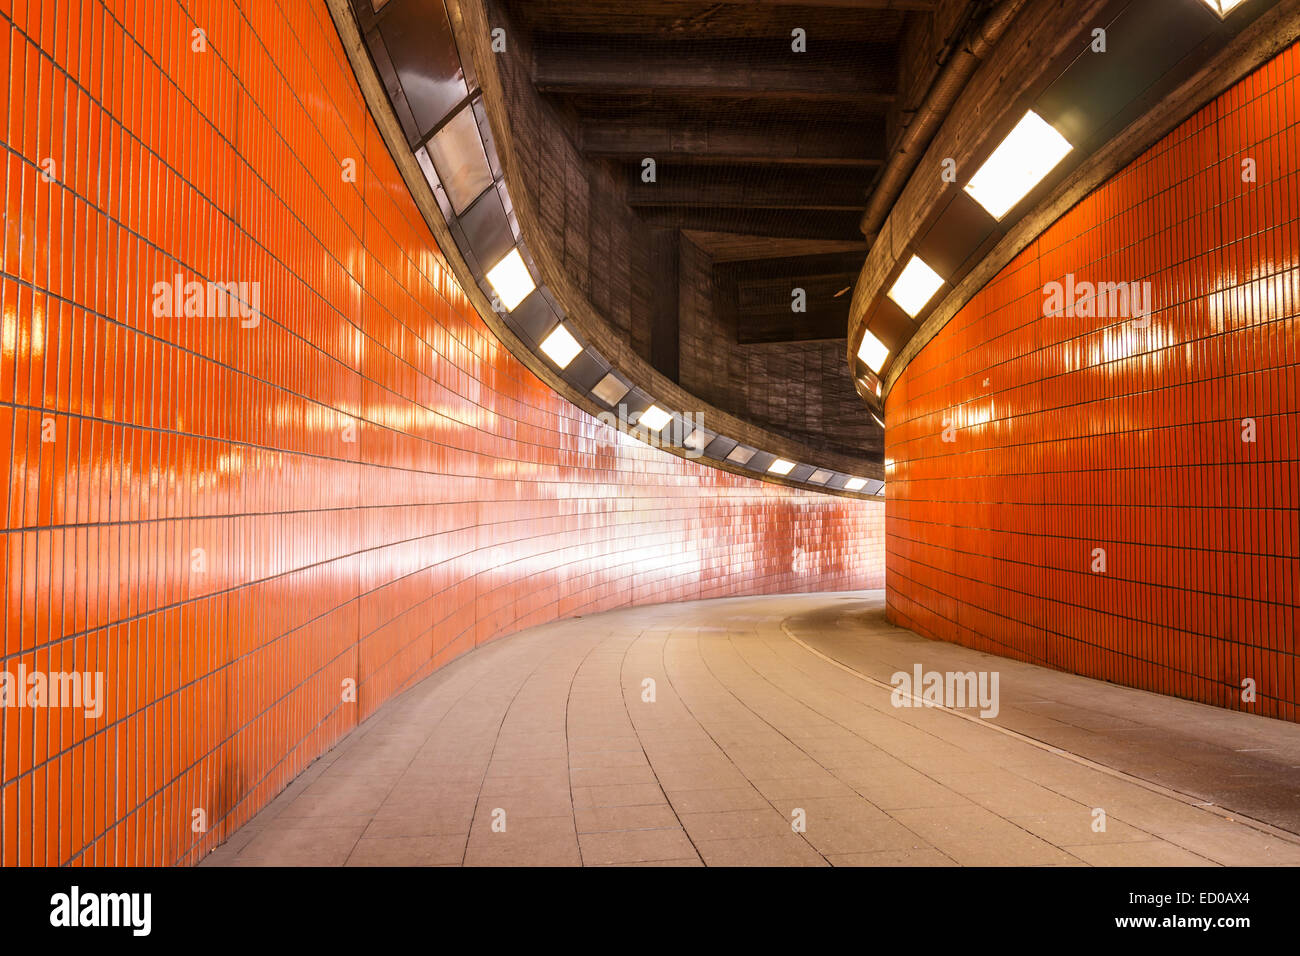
(886, 43), (1299, 723)
(0, 0), (884, 866)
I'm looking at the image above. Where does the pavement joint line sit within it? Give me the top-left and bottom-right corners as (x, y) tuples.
(780, 617), (1300, 848)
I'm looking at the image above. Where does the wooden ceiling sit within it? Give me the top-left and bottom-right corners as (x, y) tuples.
(499, 0), (931, 345)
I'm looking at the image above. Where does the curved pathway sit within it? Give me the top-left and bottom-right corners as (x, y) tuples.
(203, 592), (1300, 866)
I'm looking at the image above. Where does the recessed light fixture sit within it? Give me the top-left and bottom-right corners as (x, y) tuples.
(877, 483), (886, 496)
(964, 110), (1073, 220)
(768, 458), (796, 476)
(856, 329), (891, 373)
(592, 372), (630, 406)
(486, 248), (536, 311)
(538, 323), (582, 369)
(683, 429), (711, 451)
(726, 445), (755, 465)
(638, 405), (672, 432)
(887, 255), (945, 318)
(808, 469), (833, 484)
(1198, 0), (1247, 15)
(844, 477), (867, 491)
(424, 105), (494, 215)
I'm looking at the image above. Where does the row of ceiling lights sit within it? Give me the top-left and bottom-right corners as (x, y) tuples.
(485, 247), (882, 495)
(858, 109), (1074, 372)
(364, 1), (886, 503)
(855, 0), (1247, 379)
(352, 0), (890, 501)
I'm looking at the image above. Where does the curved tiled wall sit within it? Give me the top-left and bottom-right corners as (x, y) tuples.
(0, 0), (883, 865)
(886, 43), (1298, 723)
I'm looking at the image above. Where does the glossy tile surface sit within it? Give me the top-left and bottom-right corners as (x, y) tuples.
(887, 43), (1299, 722)
(0, 0), (883, 866)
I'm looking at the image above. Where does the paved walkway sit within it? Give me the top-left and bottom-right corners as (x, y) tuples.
(204, 592), (1300, 866)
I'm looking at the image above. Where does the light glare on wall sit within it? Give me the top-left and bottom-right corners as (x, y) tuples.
(887, 255), (945, 318)
(964, 111), (1073, 220)
(856, 329), (890, 373)
(638, 405), (672, 432)
(486, 248), (536, 311)
(539, 324), (582, 368)
(768, 458), (795, 476)
(844, 477), (867, 491)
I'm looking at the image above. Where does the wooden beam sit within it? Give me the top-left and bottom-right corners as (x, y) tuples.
(724, 251), (869, 279)
(722, 256), (861, 343)
(736, 274), (859, 306)
(627, 166), (870, 211)
(688, 0), (935, 7)
(682, 231), (869, 261)
(736, 307), (849, 344)
(519, 0), (934, 12)
(579, 119), (884, 167)
(532, 37), (897, 102)
(637, 207), (864, 240)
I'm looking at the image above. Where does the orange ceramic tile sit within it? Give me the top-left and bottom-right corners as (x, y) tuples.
(886, 40), (1300, 726)
(0, 0), (885, 866)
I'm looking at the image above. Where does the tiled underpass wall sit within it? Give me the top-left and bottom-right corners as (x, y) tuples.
(886, 43), (1299, 723)
(0, 0), (884, 866)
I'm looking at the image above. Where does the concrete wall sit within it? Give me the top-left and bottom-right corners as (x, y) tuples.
(677, 238), (875, 460)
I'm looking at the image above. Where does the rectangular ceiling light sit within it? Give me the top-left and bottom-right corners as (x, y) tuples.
(425, 105), (495, 215)
(887, 255), (945, 318)
(1199, 0), (1247, 15)
(876, 483), (886, 496)
(856, 329), (891, 373)
(638, 405), (672, 432)
(539, 323), (582, 369)
(768, 458), (796, 476)
(592, 372), (630, 406)
(808, 469), (832, 484)
(726, 445), (755, 465)
(964, 110), (1073, 220)
(844, 477), (867, 491)
(683, 429), (711, 451)
(486, 248), (536, 311)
